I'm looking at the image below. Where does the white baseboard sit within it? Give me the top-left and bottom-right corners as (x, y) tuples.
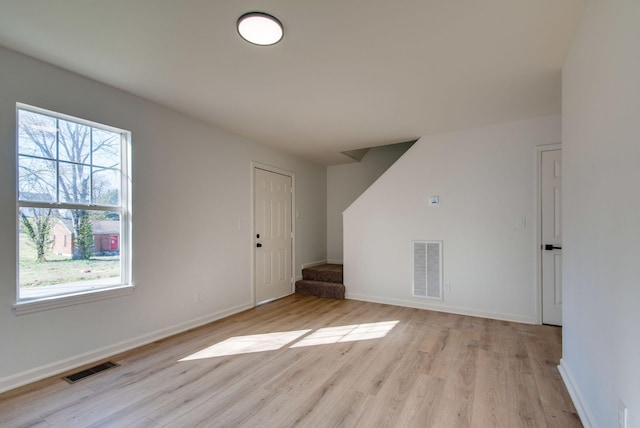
(345, 292), (537, 325)
(0, 301), (254, 394)
(301, 260), (327, 269)
(558, 359), (596, 428)
(326, 259), (343, 265)
(295, 275), (302, 281)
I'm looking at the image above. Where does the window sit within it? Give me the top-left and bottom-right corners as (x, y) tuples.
(16, 104), (132, 313)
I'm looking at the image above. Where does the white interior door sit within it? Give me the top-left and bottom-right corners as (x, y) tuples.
(254, 168), (293, 304)
(541, 149), (562, 325)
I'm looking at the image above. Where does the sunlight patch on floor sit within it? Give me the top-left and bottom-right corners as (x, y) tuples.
(290, 321), (399, 348)
(179, 321), (400, 361)
(179, 330), (311, 361)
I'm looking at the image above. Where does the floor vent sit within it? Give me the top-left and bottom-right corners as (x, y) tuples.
(62, 361), (119, 384)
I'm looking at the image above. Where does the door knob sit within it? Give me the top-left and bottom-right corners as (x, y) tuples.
(544, 244), (562, 251)
(256, 243), (262, 248)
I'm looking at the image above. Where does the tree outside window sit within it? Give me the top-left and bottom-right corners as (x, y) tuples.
(17, 105), (130, 301)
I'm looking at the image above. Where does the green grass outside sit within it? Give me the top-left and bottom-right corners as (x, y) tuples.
(19, 233), (120, 287)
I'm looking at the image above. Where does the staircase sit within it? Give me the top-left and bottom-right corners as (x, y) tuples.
(295, 264), (345, 299)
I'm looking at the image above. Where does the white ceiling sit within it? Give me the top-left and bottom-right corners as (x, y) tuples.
(0, 1), (585, 165)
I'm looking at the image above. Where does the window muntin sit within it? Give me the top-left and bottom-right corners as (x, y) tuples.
(16, 104), (131, 304)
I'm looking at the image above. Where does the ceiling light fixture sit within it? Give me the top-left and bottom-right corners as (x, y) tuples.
(237, 12), (283, 46)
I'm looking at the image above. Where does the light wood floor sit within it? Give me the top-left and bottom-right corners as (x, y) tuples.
(0, 295), (581, 427)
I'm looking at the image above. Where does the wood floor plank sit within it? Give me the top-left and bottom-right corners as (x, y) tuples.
(353, 346), (427, 426)
(505, 359), (547, 427)
(471, 350), (510, 427)
(541, 404), (583, 428)
(0, 383), (93, 426)
(430, 379), (475, 427)
(0, 295), (580, 428)
(394, 373), (446, 427)
(529, 356), (579, 414)
(146, 351), (292, 426)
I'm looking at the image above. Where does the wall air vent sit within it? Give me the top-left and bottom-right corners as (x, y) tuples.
(412, 240), (443, 300)
(62, 361), (120, 384)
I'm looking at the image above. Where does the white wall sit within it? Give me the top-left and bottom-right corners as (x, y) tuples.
(344, 116), (560, 323)
(560, 1), (640, 426)
(0, 46), (326, 392)
(326, 142), (412, 263)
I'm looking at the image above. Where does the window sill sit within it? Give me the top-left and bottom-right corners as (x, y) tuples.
(13, 284), (135, 315)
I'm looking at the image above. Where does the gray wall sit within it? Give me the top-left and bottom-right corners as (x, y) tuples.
(344, 116), (561, 323)
(0, 46), (326, 391)
(326, 142), (412, 263)
(561, 0), (640, 426)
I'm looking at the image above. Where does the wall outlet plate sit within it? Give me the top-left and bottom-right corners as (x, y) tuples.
(429, 196), (440, 206)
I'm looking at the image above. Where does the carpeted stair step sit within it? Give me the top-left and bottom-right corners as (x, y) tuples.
(302, 264), (343, 284)
(295, 279), (345, 300)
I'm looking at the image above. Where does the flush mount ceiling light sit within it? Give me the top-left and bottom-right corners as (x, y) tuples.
(237, 12), (283, 46)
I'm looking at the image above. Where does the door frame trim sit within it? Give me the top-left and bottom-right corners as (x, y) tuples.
(536, 144), (562, 324)
(250, 162), (296, 306)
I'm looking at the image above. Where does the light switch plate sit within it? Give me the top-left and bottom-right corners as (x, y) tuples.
(429, 196), (440, 206)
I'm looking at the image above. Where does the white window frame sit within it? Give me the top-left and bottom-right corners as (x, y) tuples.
(14, 103), (133, 315)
